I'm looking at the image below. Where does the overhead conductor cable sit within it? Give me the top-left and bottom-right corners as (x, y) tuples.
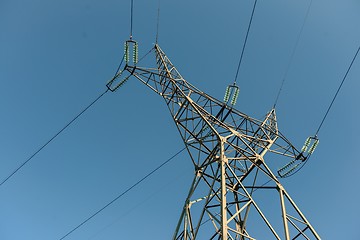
(0, 90), (108, 187)
(279, 44), (360, 178)
(58, 147), (186, 240)
(224, 0), (258, 106)
(273, 0), (313, 108)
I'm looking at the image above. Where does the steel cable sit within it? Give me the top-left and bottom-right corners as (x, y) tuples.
(273, 0), (313, 108)
(315, 45), (360, 136)
(58, 147), (186, 240)
(0, 89), (108, 188)
(233, 0), (258, 84)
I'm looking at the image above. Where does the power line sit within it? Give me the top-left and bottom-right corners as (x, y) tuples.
(58, 147), (186, 240)
(86, 172), (185, 240)
(155, 0), (160, 43)
(0, 90), (108, 188)
(112, 54), (125, 78)
(273, 0), (313, 108)
(315, 45), (360, 136)
(130, 0), (134, 39)
(283, 44), (359, 178)
(233, 0), (258, 84)
(0, 36), (127, 188)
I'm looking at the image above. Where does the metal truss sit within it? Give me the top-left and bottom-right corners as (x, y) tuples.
(108, 44), (321, 239)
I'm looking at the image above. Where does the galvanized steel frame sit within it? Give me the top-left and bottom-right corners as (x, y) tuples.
(113, 44), (320, 239)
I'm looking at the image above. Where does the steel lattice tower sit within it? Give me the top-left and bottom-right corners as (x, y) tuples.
(108, 44), (321, 239)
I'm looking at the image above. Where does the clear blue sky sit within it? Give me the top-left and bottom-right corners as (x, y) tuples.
(1, 0), (359, 239)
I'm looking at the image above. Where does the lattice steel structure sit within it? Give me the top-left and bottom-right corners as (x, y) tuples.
(108, 44), (321, 239)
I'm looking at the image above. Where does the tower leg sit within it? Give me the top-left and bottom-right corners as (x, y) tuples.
(173, 175), (197, 240)
(220, 137), (228, 240)
(279, 186), (290, 240)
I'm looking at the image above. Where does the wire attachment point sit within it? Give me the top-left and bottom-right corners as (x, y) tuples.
(278, 135), (319, 178)
(124, 40), (139, 65)
(107, 68), (133, 92)
(223, 84), (240, 106)
(278, 161), (302, 178)
(301, 136), (319, 155)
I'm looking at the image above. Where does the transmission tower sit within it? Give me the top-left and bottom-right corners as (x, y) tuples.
(108, 43), (321, 239)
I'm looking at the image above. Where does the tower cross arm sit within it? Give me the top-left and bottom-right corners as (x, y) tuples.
(120, 44), (305, 163)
